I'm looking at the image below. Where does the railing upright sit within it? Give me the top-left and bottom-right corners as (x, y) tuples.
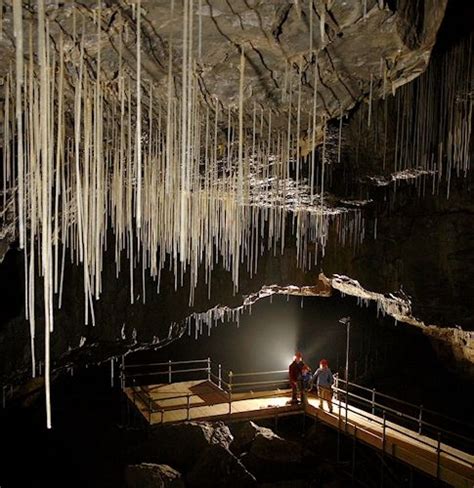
(207, 357), (211, 382)
(110, 358), (114, 388)
(218, 364), (222, 389)
(382, 410), (386, 452)
(418, 405), (423, 435)
(371, 388), (376, 415)
(121, 356), (125, 389)
(168, 360), (172, 384)
(228, 371), (233, 416)
(345, 384), (349, 431)
(381, 410), (386, 488)
(436, 432), (441, 479)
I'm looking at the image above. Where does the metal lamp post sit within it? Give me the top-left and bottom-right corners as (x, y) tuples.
(339, 316), (351, 429)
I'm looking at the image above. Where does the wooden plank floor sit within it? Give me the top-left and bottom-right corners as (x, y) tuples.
(124, 380), (474, 488)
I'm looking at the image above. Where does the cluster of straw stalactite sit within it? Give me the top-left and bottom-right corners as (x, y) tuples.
(0, 0), (469, 427)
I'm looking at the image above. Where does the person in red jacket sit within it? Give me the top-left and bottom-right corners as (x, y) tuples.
(289, 352), (305, 404)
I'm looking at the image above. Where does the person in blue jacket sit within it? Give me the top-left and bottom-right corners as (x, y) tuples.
(311, 359), (334, 413)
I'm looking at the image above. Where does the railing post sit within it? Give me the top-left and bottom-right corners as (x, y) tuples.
(371, 388), (376, 416)
(337, 398), (342, 463)
(228, 371), (233, 416)
(418, 405), (423, 435)
(110, 358), (114, 388)
(352, 425), (357, 482)
(382, 410), (386, 453)
(168, 360), (172, 384)
(207, 357), (211, 382)
(148, 395), (152, 423)
(381, 410), (386, 488)
(120, 355), (125, 389)
(345, 381), (349, 431)
(187, 394), (191, 421)
(218, 364), (222, 389)
(436, 432), (441, 480)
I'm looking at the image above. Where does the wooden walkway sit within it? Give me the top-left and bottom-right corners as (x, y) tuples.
(124, 380), (474, 488)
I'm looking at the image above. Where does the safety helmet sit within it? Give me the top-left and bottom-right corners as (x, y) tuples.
(320, 359), (328, 367)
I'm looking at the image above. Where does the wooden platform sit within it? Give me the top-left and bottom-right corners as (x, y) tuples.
(124, 380), (474, 488)
(124, 379), (300, 424)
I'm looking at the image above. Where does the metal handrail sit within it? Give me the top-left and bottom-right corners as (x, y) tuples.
(127, 367), (208, 378)
(232, 378), (289, 388)
(335, 376), (474, 446)
(347, 390), (474, 446)
(339, 376), (474, 431)
(331, 384), (474, 464)
(231, 369), (288, 378)
(125, 359), (209, 369)
(122, 357), (473, 460)
(332, 395), (472, 467)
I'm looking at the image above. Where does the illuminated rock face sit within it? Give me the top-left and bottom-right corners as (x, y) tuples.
(0, 0), (473, 389)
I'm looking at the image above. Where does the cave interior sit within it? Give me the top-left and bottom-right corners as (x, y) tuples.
(0, 0), (473, 487)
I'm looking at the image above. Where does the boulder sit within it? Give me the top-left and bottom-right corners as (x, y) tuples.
(125, 463), (184, 488)
(141, 421), (233, 472)
(230, 421), (275, 454)
(249, 427), (304, 464)
(187, 444), (257, 488)
(240, 425), (308, 480)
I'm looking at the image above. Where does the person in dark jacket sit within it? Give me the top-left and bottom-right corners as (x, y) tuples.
(288, 352), (305, 404)
(301, 364), (312, 391)
(311, 359), (334, 412)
